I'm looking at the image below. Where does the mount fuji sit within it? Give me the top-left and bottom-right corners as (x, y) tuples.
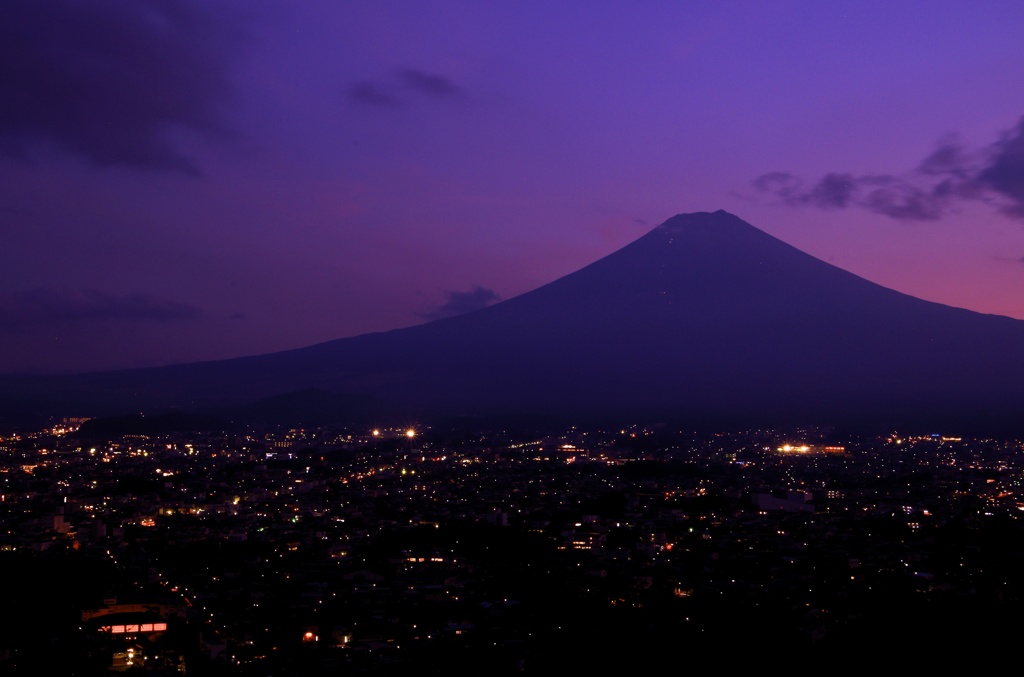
(5, 211), (1024, 429)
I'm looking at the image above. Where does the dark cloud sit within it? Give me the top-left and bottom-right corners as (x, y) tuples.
(421, 286), (500, 321)
(753, 116), (1024, 222)
(347, 81), (403, 107)
(976, 118), (1024, 217)
(397, 69), (463, 98)
(918, 139), (971, 177)
(860, 181), (944, 221)
(0, 288), (202, 329)
(806, 173), (856, 209)
(0, 0), (238, 174)
(754, 171), (939, 219)
(753, 169), (946, 221)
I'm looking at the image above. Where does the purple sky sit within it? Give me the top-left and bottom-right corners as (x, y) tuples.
(3, 1), (1024, 373)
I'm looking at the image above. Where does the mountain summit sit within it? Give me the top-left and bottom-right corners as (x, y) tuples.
(5, 211), (1024, 429)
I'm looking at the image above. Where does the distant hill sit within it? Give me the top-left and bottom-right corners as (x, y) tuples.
(4, 211), (1024, 430)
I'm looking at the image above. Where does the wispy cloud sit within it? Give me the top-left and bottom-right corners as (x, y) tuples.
(397, 68), (463, 98)
(753, 116), (1024, 222)
(347, 81), (403, 107)
(0, 288), (202, 329)
(347, 68), (464, 108)
(0, 0), (239, 174)
(420, 286), (499, 321)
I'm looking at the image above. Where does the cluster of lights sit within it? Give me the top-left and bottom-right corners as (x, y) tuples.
(370, 428), (417, 438)
(100, 623), (168, 634)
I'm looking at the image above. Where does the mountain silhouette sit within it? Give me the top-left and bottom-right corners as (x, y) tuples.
(4, 211), (1024, 429)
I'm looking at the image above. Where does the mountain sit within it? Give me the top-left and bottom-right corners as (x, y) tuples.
(4, 210), (1024, 430)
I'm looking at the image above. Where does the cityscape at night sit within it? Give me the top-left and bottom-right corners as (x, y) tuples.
(4, 2), (1024, 673)
(4, 420), (1024, 672)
